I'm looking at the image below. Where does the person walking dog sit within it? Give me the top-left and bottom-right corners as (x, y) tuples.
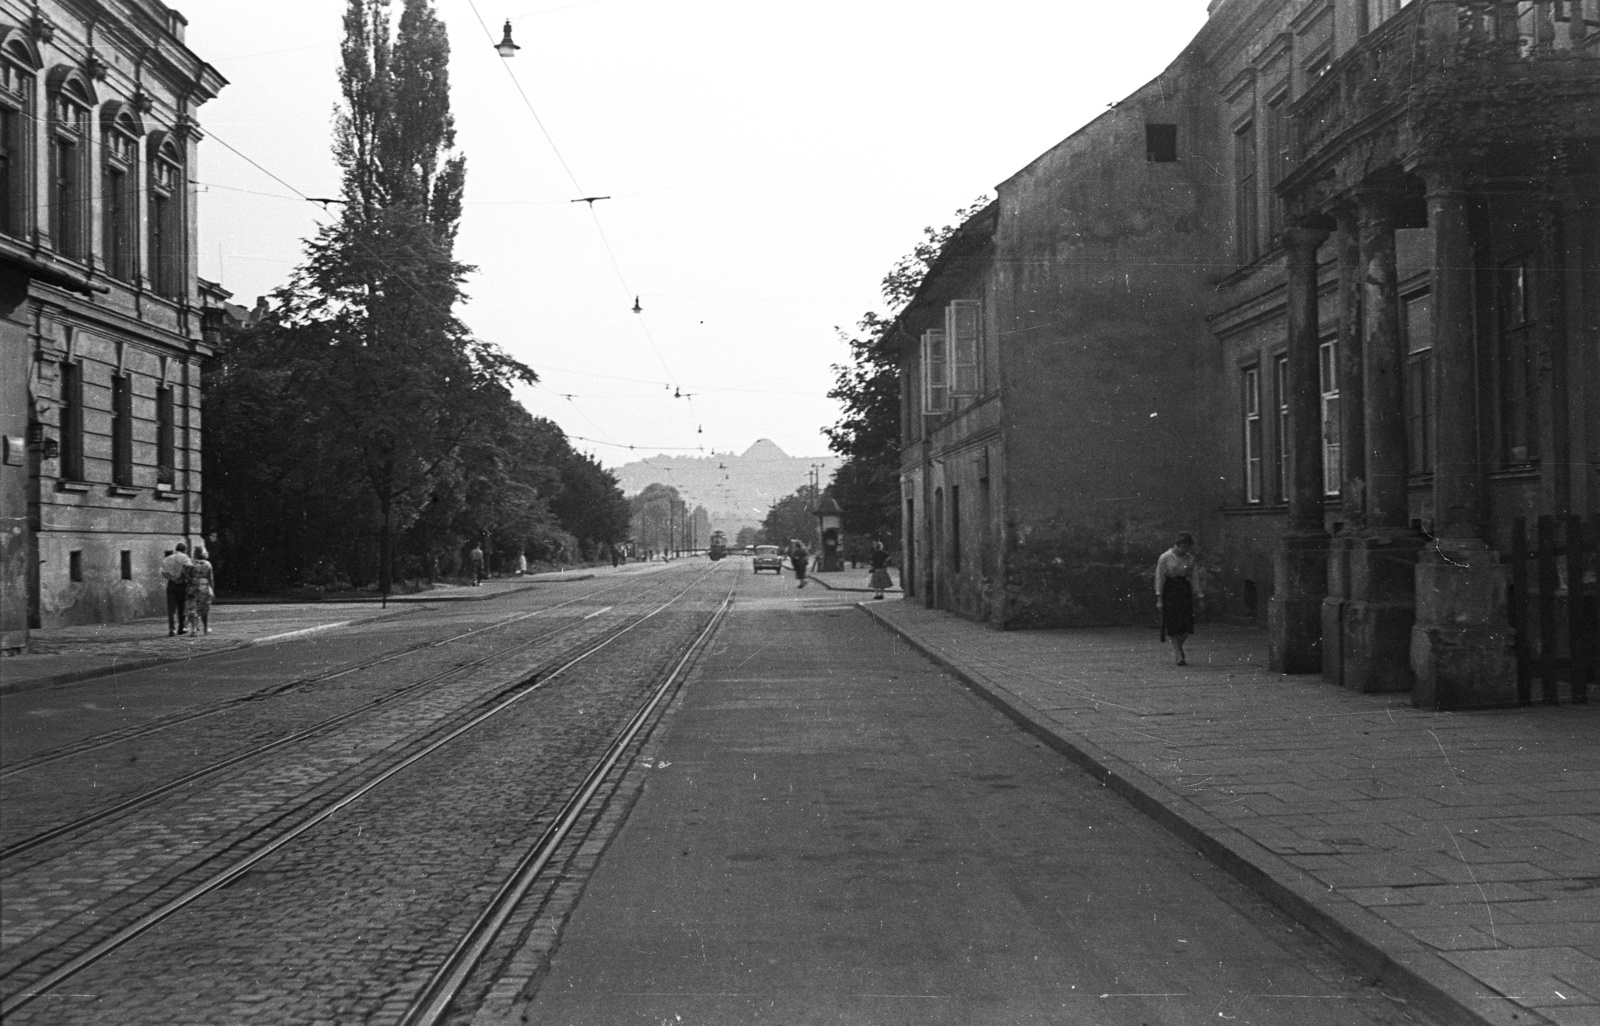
(161, 542), (192, 636)
(1155, 532), (1203, 666)
(867, 540), (893, 600)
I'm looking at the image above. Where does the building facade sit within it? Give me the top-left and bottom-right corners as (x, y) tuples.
(898, 0), (1597, 708)
(0, 1), (224, 652)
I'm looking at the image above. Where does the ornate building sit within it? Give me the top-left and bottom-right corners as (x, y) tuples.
(896, 0), (1596, 709)
(0, 0), (225, 651)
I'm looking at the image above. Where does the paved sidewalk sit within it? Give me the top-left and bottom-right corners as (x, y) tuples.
(861, 599), (1599, 1026)
(803, 567), (903, 595)
(0, 575), (577, 694)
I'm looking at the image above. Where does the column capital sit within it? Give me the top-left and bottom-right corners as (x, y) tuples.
(1281, 224), (1331, 256)
(1417, 162), (1474, 199)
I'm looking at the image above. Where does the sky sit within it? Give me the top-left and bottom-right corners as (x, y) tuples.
(180, 0), (1212, 470)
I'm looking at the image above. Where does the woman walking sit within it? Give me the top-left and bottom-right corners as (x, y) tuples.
(788, 540), (809, 589)
(186, 547), (216, 635)
(1155, 532), (1202, 665)
(867, 540), (893, 600)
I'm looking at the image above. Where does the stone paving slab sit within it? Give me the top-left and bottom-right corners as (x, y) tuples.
(860, 599), (1599, 1026)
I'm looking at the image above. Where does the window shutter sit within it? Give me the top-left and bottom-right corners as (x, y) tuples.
(922, 329), (948, 414)
(947, 300), (981, 397)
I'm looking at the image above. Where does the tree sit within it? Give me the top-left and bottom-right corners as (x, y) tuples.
(277, 0), (533, 594)
(205, 0), (582, 594)
(825, 197), (990, 548)
(551, 449), (633, 558)
(760, 489), (817, 549)
(630, 483), (686, 556)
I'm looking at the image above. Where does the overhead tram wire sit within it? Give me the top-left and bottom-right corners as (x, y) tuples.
(199, 131), (700, 457)
(462, 0), (699, 445)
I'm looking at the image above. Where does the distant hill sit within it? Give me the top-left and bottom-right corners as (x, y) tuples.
(611, 439), (838, 539)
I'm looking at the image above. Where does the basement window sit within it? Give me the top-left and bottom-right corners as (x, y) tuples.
(1146, 124), (1178, 163)
(69, 550), (83, 582)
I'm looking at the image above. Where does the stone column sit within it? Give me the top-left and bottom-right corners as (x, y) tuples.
(1270, 225), (1331, 673)
(1323, 205), (1366, 686)
(1342, 187), (1421, 693)
(1410, 169), (1517, 709)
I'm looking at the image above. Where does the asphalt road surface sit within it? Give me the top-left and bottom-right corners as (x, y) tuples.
(512, 570), (1438, 1026)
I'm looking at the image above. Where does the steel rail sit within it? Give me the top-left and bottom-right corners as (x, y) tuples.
(0, 565), (727, 1017)
(0, 572), (700, 864)
(396, 584), (736, 1026)
(0, 575), (655, 780)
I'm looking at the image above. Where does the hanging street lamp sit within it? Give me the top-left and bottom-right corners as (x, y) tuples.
(495, 20), (521, 58)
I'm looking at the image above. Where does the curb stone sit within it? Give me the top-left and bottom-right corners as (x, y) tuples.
(856, 600), (1544, 1026)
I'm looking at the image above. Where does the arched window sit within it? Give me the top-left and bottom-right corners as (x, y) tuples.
(102, 107), (141, 281)
(0, 35), (39, 238)
(48, 72), (93, 261)
(148, 134), (183, 298)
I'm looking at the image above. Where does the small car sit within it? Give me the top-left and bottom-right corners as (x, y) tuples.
(751, 545), (784, 573)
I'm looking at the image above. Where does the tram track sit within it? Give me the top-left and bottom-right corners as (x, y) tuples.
(0, 569), (705, 866)
(0, 573), (663, 780)
(402, 587), (733, 1026)
(0, 566), (732, 1019)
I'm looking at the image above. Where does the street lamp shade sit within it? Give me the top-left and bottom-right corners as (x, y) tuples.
(495, 20), (521, 57)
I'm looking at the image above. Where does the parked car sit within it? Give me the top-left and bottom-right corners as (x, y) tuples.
(752, 545), (783, 573)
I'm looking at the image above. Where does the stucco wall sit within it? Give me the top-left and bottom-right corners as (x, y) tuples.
(994, 58), (1232, 627)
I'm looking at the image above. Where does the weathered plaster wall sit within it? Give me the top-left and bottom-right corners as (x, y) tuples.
(994, 57), (1232, 627)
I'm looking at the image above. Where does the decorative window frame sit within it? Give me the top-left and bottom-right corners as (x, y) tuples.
(45, 66), (96, 262)
(101, 103), (144, 282)
(147, 131), (184, 299)
(0, 31), (40, 239)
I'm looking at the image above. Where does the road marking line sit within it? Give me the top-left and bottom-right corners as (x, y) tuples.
(254, 621), (353, 645)
(583, 607), (613, 620)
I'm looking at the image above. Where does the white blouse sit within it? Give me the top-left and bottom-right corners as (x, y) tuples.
(1155, 549), (1202, 599)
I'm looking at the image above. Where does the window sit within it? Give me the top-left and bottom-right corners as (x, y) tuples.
(121, 550), (133, 580)
(157, 385), (176, 485)
(60, 360), (84, 481)
(1319, 338), (1342, 495)
(1243, 365), (1263, 503)
(1499, 258), (1539, 465)
(946, 300), (981, 397)
(50, 83), (91, 260)
(1234, 121), (1259, 264)
(69, 550), (83, 582)
(1146, 124), (1178, 163)
(921, 328), (948, 419)
(1265, 92), (1292, 244)
(0, 54), (34, 238)
(149, 138), (184, 298)
(1403, 292), (1435, 476)
(1274, 354), (1289, 502)
(103, 115), (139, 281)
(1361, 0), (1418, 34)
(112, 374), (134, 487)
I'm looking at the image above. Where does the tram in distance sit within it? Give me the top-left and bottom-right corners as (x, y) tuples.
(708, 531), (728, 560)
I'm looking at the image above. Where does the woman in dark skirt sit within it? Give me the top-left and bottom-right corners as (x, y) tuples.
(1155, 532), (1202, 666)
(867, 540), (893, 599)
